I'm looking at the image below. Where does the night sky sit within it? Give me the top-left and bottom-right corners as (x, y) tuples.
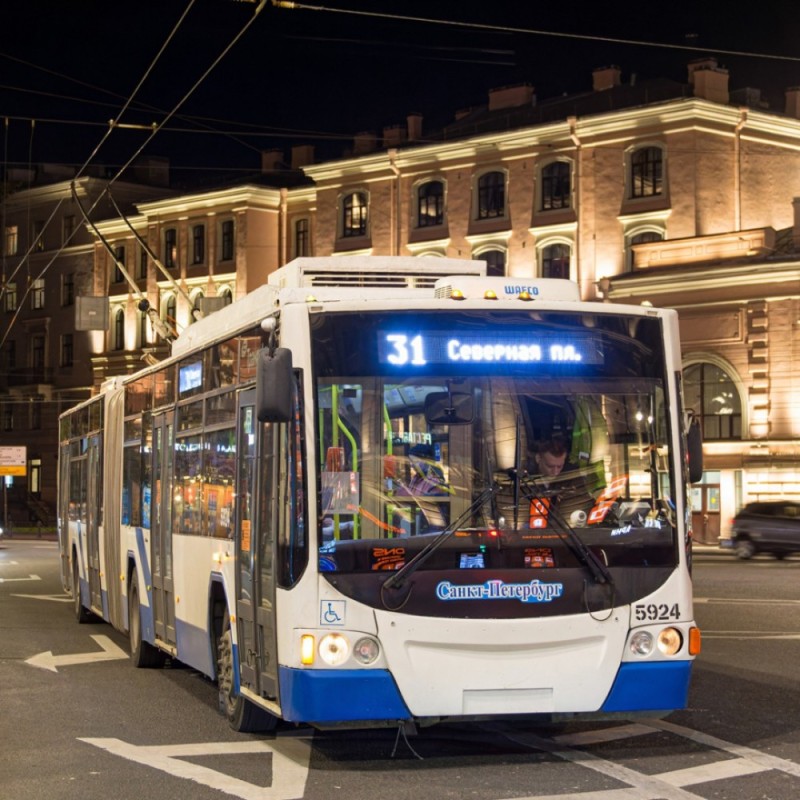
(2, 0), (800, 181)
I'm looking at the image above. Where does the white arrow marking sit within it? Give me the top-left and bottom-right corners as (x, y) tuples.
(25, 634), (128, 673)
(79, 737), (311, 800)
(0, 560), (19, 565)
(0, 574), (41, 583)
(12, 593), (72, 603)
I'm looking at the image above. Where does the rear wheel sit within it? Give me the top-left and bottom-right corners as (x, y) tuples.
(129, 573), (165, 668)
(72, 556), (91, 624)
(217, 610), (277, 732)
(735, 538), (755, 560)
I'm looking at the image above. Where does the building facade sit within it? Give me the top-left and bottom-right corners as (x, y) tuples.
(4, 59), (799, 537)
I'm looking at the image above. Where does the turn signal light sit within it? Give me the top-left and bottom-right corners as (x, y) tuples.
(688, 626), (702, 655)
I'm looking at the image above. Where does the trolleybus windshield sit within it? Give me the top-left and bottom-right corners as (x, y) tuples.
(312, 310), (679, 602)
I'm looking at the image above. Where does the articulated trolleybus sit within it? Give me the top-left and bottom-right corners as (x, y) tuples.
(59, 256), (701, 732)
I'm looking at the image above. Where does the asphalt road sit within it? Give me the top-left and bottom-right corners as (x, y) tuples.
(2, 540), (799, 800)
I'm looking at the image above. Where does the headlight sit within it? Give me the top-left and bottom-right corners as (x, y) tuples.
(630, 630), (653, 656)
(319, 633), (350, 666)
(353, 637), (380, 665)
(657, 627), (683, 655)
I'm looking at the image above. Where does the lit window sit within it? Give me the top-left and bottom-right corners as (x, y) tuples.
(540, 162), (571, 210)
(220, 220), (234, 261)
(31, 278), (46, 310)
(342, 192), (368, 238)
(417, 181), (444, 228)
(4, 225), (18, 256)
(192, 224), (205, 265)
(683, 363), (742, 441)
(294, 218), (310, 257)
(113, 245), (125, 284)
(630, 147), (663, 198)
(4, 282), (17, 312)
(476, 172), (505, 220)
(475, 249), (506, 277)
(113, 308), (125, 351)
(164, 228), (177, 269)
(541, 243), (571, 279)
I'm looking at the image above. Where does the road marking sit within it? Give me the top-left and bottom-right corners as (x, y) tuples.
(11, 593), (72, 603)
(79, 737), (311, 800)
(0, 560), (19, 565)
(0, 574), (41, 583)
(695, 597), (800, 606)
(701, 631), (800, 640)
(25, 634), (128, 672)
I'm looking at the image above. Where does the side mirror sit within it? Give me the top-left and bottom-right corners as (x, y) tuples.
(424, 390), (474, 425)
(686, 416), (703, 484)
(256, 348), (293, 422)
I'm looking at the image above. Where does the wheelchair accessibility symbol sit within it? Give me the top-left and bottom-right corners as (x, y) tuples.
(320, 600), (346, 626)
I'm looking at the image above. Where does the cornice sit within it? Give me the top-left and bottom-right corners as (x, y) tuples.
(136, 185), (282, 216)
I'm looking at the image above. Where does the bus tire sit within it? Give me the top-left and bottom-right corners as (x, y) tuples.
(72, 555), (92, 624)
(129, 573), (165, 668)
(217, 611), (277, 733)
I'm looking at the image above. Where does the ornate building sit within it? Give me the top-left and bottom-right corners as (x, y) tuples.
(3, 58), (799, 538)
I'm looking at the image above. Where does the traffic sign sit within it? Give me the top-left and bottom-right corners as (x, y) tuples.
(0, 446), (26, 476)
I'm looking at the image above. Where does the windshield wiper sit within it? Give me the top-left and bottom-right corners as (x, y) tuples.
(382, 486), (495, 592)
(520, 478), (614, 586)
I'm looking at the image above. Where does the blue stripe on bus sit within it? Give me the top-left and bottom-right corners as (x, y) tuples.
(601, 661), (693, 712)
(278, 667), (411, 723)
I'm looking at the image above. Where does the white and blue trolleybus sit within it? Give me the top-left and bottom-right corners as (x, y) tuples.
(58, 256), (702, 732)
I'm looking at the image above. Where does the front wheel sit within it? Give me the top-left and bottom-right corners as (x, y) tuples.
(129, 573), (165, 668)
(217, 611), (277, 732)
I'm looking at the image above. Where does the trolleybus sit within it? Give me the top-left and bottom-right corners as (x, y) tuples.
(58, 256), (702, 732)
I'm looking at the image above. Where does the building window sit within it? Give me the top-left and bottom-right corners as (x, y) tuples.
(60, 334), (74, 367)
(220, 220), (234, 261)
(417, 181), (444, 228)
(61, 273), (75, 306)
(219, 287), (233, 306)
(164, 228), (177, 269)
(164, 294), (176, 327)
(113, 308), (125, 351)
(31, 334), (45, 369)
(630, 146), (663, 198)
(137, 246), (148, 280)
(31, 278), (46, 310)
(294, 218), (310, 257)
(4, 225), (18, 256)
(4, 282), (17, 312)
(627, 230), (664, 270)
(192, 224), (205, 265)
(342, 192), (368, 238)
(63, 215), (75, 245)
(540, 161), (571, 211)
(476, 171), (505, 220)
(33, 220), (46, 252)
(113, 245), (125, 284)
(475, 249), (506, 277)
(4, 340), (16, 369)
(2, 405), (13, 432)
(30, 401), (41, 431)
(683, 362), (742, 441)
(541, 243), (571, 279)
(191, 292), (204, 324)
(139, 310), (149, 347)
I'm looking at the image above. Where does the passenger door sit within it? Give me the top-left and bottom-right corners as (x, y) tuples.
(235, 390), (279, 702)
(151, 412), (176, 646)
(86, 433), (103, 611)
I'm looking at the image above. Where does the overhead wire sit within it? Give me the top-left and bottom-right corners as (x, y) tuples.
(1, 0), (269, 350)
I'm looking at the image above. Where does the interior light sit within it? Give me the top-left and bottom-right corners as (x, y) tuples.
(300, 634), (315, 665)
